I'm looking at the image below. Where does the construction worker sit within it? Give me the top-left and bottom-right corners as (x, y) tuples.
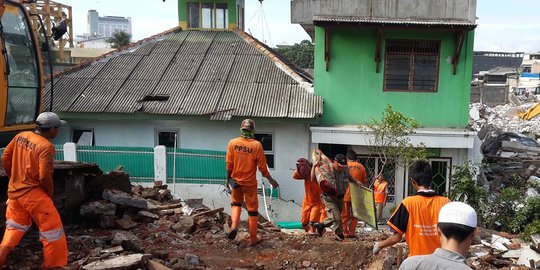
(399, 202), (477, 270)
(312, 151), (357, 241)
(225, 119), (279, 246)
(341, 150), (366, 238)
(292, 158), (324, 234)
(0, 112), (69, 269)
(373, 160), (450, 256)
(373, 174), (389, 224)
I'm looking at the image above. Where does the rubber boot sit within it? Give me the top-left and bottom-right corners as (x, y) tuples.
(227, 206), (241, 240)
(0, 246), (12, 268)
(348, 217), (358, 238)
(248, 216), (262, 246)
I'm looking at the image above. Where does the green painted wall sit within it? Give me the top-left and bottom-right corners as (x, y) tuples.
(178, 0), (242, 29)
(314, 27), (475, 128)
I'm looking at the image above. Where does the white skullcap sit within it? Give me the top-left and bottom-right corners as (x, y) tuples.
(438, 202), (477, 228)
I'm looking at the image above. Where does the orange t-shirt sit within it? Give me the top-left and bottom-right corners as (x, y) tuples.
(1, 131), (55, 198)
(347, 160), (366, 184)
(387, 192), (450, 256)
(226, 137), (270, 187)
(293, 170), (322, 205)
(374, 179), (388, 203)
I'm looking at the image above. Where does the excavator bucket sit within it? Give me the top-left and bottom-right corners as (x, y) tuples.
(519, 102), (540, 120)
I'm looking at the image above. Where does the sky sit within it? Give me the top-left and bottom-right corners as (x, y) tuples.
(60, 0), (539, 52)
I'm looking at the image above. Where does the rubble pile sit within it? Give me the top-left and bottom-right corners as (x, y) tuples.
(469, 102), (540, 137)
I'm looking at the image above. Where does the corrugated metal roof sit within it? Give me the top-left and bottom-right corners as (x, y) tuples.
(49, 30), (322, 120)
(313, 16), (476, 26)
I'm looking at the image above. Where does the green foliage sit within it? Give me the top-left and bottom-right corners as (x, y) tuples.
(274, 40), (314, 69)
(483, 187), (522, 233)
(514, 197), (540, 233)
(448, 162), (486, 214)
(521, 220), (540, 242)
(367, 104), (427, 173)
(106, 30), (131, 49)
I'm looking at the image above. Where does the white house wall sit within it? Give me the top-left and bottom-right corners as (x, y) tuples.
(54, 119), (311, 207)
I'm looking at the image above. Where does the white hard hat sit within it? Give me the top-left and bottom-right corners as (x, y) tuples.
(36, 112), (67, 128)
(438, 202), (477, 228)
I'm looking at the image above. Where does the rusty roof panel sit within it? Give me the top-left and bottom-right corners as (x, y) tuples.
(257, 56), (296, 84)
(288, 86), (324, 118)
(69, 79), (125, 112)
(130, 53), (175, 80)
(178, 81), (225, 115)
(228, 55), (262, 82)
(194, 54), (234, 82)
(251, 83), (291, 118)
(161, 54), (205, 81)
(143, 80), (192, 114)
(95, 54), (144, 79)
(106, 80), (159, 113)
(177, 31), (216, 55)
(213, 82), (257, 117)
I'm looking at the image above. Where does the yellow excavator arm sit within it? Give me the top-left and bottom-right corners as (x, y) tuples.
(519, 102), (540, 120)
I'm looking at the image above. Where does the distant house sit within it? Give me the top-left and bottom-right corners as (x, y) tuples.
(292, 0), (479, 217)
(46, 27), (322, 205)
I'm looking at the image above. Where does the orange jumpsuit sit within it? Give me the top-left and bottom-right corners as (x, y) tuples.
(293, 170), (325, 231)
(226, 137), (269, 243)
(342, 160), (366, 237)
(374, 178), (389, 223)
(1, 131), (68, 268)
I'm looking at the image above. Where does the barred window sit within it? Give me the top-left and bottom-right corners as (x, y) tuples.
(384, 40), (440, 92)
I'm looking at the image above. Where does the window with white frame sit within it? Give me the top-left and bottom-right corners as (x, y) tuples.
(254, 133), (274, 169)
(72, 129), (94, 146)
(155, 130), (179, 148)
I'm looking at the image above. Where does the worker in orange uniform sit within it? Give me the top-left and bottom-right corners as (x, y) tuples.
(373, 160), (450, 257)
(0, 112), (69, 269)
(373, 174), (389, 224)
(341, 150), (366, 238)
(292, 158), (324, 234)
(225, 119), (279, 246)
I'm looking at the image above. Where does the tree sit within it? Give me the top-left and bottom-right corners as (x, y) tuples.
(274, 40), (314, 69)
(366, 105), (427, 184)
(106, 30), (131, 49)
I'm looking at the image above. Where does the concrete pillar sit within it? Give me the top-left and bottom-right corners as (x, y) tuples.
(154, 146), (167, 184)
(63, 142), (77, 161)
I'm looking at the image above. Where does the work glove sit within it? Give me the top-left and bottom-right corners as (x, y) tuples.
(373, 241), (380, 255)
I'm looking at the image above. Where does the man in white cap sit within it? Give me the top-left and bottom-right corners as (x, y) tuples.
(398, 201), (477, 270)
(0, 112), (69, 269)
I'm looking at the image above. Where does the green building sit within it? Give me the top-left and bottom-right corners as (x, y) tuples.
(292, 0), (480, 215)
(177, 0), (245, 31)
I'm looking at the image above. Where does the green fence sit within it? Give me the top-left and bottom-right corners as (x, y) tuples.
(166, 148), (226, 185)
(76, 146), (155, 183)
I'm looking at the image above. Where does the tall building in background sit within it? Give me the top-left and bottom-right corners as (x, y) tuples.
(87, 9), (132, 38)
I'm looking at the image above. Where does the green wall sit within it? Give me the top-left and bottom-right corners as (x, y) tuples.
(178, 0), (241, 29)
(314, 27), (475, 128)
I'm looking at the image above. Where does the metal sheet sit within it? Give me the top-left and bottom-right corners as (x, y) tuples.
(288, 86), (324, 118)
(213, 82), (258, 117)
(251, 83), (290, 118)
(143, 80), (192, 114)
(313, 15), (476, 26)
(257, 56), (296, 84)
(194, 54), (234, 82)
(350, 184), (378, 230)
(106, 80), (159, 113)
(228, 55), (262, 82)
(161, 54), (204, 81)
(129, 53), (175, 80)
(95, 54), (144, 79)
(69, 79), (125, 112)
(177, 31), (216, 55)
(178, 81), (225, 115)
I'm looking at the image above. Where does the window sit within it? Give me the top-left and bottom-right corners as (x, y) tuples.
(384, 40), (440, 92)
(72, 129), (94, 146)
(237, 5), (244, 30)
(254, 133), (274, 169)
(156, 130), (178, 148)
(187, 2), (228, 29)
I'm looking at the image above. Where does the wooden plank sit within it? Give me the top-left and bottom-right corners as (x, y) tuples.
(191, 207), (224, 219)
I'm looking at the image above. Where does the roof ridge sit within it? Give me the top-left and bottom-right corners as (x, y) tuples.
(234, 30), (314, 86)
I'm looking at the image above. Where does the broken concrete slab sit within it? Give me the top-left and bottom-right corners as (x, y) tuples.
(103, 189), (150, 209)
(531, 234), (540, 246)
(101, 246), (124, 254)
(502, 249), (523, 259)
(135, 211), (160, 223)
(99, 215), (117, 229)
(492, 234), (511, 252)
(517, 247), (540, 268)
(184, 253), (200, 265)
(82, 253), (146, 270)
(80, 201), (117, 218)
(171, 216), (195, 234)
(115, 217), (138, 230)
(87, 171), (132, 199)
(111, 231), (143, 247)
